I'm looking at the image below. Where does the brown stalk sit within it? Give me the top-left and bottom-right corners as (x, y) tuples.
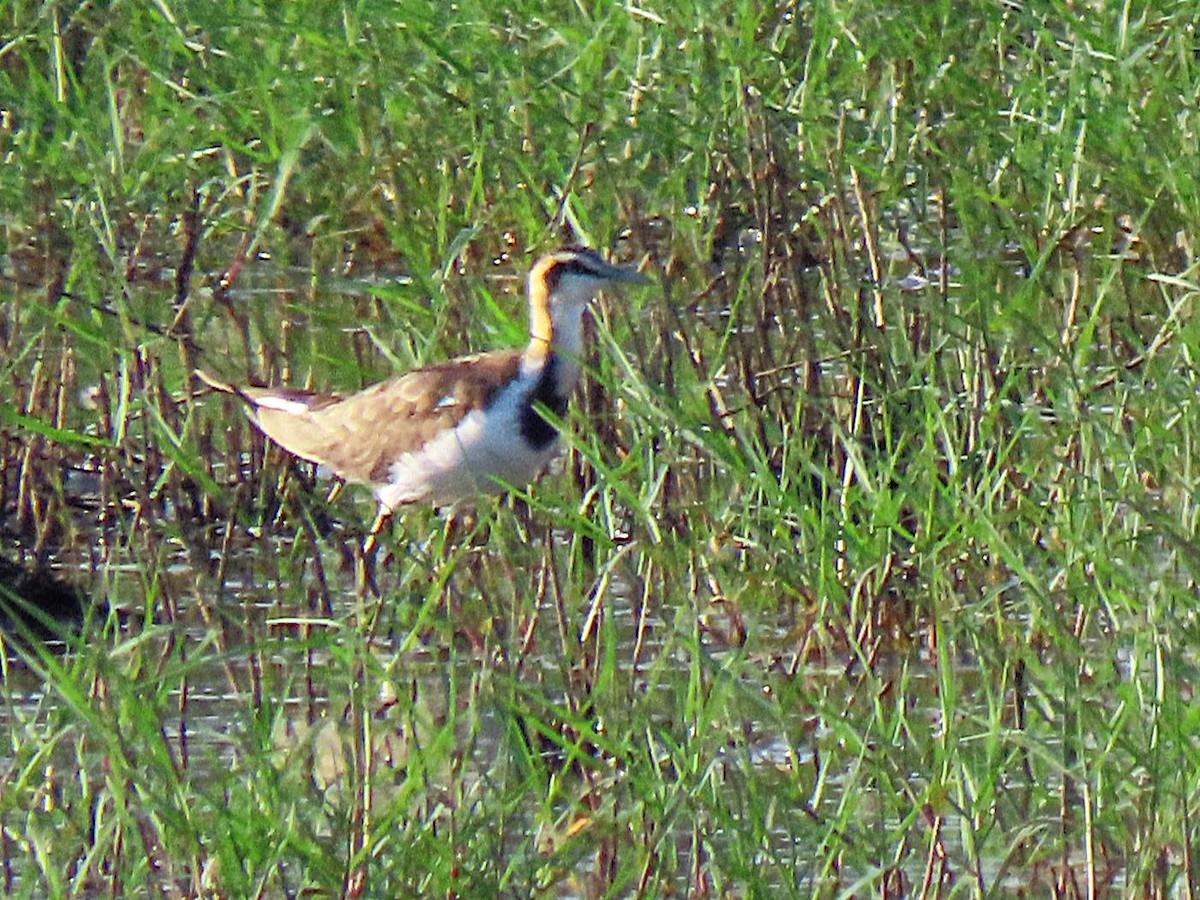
(170, 189), (203, 379)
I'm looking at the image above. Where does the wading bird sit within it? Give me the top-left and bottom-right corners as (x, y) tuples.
(198, 245), (650, 590)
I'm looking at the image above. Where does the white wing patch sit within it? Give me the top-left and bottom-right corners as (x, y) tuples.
(253, 395), (313, 416)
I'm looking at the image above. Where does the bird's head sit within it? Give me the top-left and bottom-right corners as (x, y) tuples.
(527, 245), (650, 346)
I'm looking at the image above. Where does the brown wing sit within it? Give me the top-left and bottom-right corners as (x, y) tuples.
(244, 350), (523, 485)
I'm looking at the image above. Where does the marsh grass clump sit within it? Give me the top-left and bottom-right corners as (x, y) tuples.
(2, 0), (1200, 895)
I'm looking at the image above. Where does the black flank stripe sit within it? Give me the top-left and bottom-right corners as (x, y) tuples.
(519, 355), (568, 450)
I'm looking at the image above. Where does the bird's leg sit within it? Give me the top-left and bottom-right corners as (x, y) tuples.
(356, 505), (392, 597)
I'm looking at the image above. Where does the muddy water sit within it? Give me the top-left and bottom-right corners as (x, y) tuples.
(0, 250), (1127, 893)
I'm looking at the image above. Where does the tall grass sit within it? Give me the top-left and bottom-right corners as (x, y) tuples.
(2, 0), (1200, 895)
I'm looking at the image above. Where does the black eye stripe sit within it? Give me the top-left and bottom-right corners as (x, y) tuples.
(561, 259), (601, 275)
(544, 254), (606, 291)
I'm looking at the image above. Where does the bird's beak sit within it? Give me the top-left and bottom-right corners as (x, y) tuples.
(601, 260), (652, 285)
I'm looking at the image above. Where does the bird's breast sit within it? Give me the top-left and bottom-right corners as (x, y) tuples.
(376, 369), (563, 511)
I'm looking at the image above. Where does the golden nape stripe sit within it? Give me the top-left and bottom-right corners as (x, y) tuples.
(198, 245), (650, 592)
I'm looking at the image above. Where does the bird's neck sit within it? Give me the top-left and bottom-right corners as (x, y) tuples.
(523, 335), (582, 401)
(524, 291), (588, 399)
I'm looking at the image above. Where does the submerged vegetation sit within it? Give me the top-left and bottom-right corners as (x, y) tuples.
(3, 0), (1200, 895)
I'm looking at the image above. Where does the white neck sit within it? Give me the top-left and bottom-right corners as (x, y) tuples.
(548, 307), (585, 397)
(524, 273), (599, 395)
(552, 296), (587, 357)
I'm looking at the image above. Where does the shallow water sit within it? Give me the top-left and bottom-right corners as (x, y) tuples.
(0, 241), (1154, 894)
(0, 515), (1135, 896)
